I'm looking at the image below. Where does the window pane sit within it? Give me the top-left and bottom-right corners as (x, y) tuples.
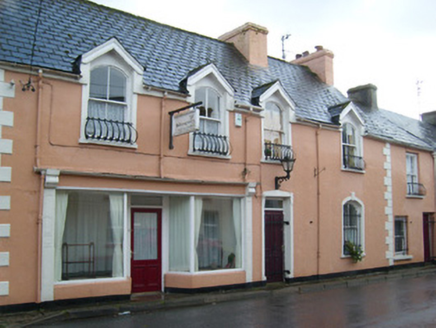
(169, 197), (190, 272)
(265, 199), (283, 209)
(90, 67), (108, 100)
(133, 213), (157, 260)
(343, 201), (361, 254)
(196, 88), (207, 117)
(109, 68), (126, 102)
(195, 198), (241, 271)
(61, 192), (124, 280)
(265, 102), (282, 132)
(200, 118), (219, 134)
(207, 89), (220, 119)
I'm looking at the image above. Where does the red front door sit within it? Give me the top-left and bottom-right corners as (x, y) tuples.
(131, 209), (162, 293)
(265, 210), (284, 282)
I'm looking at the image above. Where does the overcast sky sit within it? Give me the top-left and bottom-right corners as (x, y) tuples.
(93, 0), (436, 119)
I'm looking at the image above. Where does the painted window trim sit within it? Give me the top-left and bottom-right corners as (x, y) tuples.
(184, 64), (234, 158)
(341, 194), (365, 257)
(259, 83), (295, 163)
(78, 38), (143, 148)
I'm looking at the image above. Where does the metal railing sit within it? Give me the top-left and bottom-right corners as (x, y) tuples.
(84, 117), (138, 144)
(343, 154), (365, 170)
(193, 132), (229, 156)
(407, 182), (426, 196)
(264, 143), (292, 161)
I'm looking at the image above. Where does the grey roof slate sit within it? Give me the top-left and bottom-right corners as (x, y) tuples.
(1, 0), (435, 151)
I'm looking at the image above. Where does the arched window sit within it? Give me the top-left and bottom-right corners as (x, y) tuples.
(264, 102), (283, 145)
(195, 87), (221, 135)
(343, 200), (363, 255)
(88, 66), (127, 122)
(342, 123), (363, 170)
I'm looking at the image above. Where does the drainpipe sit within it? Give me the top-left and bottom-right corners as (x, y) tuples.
(159, 92), (167, 178)
(315, 125), (322, 276)
(35, 70), (44, 303)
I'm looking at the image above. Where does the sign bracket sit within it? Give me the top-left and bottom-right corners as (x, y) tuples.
(169, 101), (202, 149)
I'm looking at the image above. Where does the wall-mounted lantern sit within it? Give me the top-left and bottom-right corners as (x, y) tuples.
(275, 151), (296, 190)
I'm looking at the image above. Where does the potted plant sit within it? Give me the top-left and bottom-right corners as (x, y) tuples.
(344, 241), (364, 263)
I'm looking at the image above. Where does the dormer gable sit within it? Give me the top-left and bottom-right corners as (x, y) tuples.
(80, 38), (143, 75)
(340, 102), (365, 131)
(252, 80), (296, 122)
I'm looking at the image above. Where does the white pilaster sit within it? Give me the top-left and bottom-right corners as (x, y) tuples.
(383, 143), (394, 266)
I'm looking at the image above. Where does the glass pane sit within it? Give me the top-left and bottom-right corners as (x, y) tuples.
(90, 67), (108, 100)
(207, 89), (220, 119)
(62, 192), (114, 279)
(134, 213), (158, 260)
(265, 199), (283, 209)
(265, 103), (282, 131)
(88, 100), (106, 119)
(196, 88), (207, 117)
(109, 68), (126, 102)
(264, 130), (282, 144)
(196, 198), (240, 271)
(200, 118), (219, 134)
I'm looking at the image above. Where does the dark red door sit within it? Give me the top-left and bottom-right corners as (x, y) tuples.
(131, 209), (161, 293)
(423, 213), (435, 262)
(265, 210), (284, 282)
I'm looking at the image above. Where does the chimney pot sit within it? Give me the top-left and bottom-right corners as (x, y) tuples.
(296, 54), (302, 59)
(315, 45), (323, 51)
(303, 51), (310, 57)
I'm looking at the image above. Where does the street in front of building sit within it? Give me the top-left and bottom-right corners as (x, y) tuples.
(34, 274), (436, 328)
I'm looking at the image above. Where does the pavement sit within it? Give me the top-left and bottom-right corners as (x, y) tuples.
(1, 264), (436, 328)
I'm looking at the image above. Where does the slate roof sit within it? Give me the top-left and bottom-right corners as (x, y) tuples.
(1, 0), (435, 151)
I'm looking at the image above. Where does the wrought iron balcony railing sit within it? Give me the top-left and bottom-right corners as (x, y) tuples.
(407, 182), (426, 196)
(264, 143), (292, 161)
(343, 154), (365, 171)
(193, 131), (229, 156)
(84, 117), (138, 144)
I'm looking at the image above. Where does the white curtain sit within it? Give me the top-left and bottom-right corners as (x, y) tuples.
(169, 197), (190, 271)
(232, 199), (242, 268)
(194, 198), (203, 271)
(54, 192), (69, 281)
(133, 213), (157, 260)
(109, 194), (124, 277)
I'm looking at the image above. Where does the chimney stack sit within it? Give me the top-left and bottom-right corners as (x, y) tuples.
(219, 22), (269, 67)
(347, 84), (378, 110)
(291, 46), (334, 86)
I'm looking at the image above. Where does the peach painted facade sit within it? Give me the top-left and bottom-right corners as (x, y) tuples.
(0, 3), (435, 308)
(1, 65), (434, 307)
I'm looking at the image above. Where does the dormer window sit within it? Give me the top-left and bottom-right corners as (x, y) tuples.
(264, 102), (290, 160)
(79, 38), (143, 147)
(196, 87), (221, 135)
(342, 123), (364, 171)
(183, 63), (233, 157)
(255, 81), (295, 162)
(89, 66), (126, 122)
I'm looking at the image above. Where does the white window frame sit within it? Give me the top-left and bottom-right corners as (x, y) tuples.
(259, 82), (295, 162)
(184, 64), (234, 158)
(339, 104), (365, 172)
(406, 153), (419, 195)
(79, 38), (143, 148)
(341, 194), (365, 257)
(394, 216), (408, 256)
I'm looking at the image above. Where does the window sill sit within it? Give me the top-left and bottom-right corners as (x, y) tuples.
(168, 268), (244, 275)
(394, 254), (413, 261)
(261, 159), (282, 164)
(406, 195), (425, 199)
(79, 138), (138, 149)
(55, 276), (128, 285)
(342, 167), (365, 174)
(188, 151), (231, 160)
